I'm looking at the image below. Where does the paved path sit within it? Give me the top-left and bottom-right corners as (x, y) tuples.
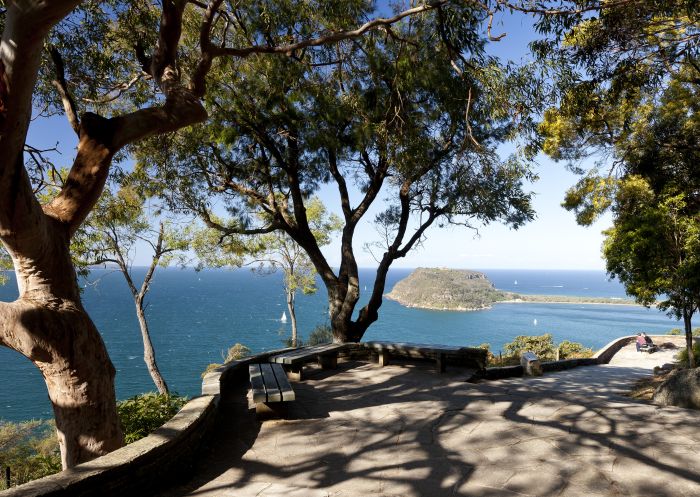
(159, 345), (700, 497)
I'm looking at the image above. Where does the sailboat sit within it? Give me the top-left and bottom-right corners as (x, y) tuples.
(514, 280), (518, 285)
(280, 311), (288, 323)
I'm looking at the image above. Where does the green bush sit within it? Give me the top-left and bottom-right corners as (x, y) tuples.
(283, 335), (304, 347)
(0, 420), (60, 489)
(503, 333), (556, 361)
(476, 343), (498, 366)
(306, 324), (333, 345)
(557, 340), (594, 359)
(666, 327), (700, 336)
(0, 394), (189, 489)
(676, 342), (700, 368)
(117, 393), (188, 444)
(497, 334), (593, 365)
(281, 325), (333, 348)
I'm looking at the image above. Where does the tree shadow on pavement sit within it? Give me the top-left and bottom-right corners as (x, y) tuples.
(156, 360), (700, 497)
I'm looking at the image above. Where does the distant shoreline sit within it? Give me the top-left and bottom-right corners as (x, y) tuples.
(385, 294), (642, 311)
(496, 297), (642, 307)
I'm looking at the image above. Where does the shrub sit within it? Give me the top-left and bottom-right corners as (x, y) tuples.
(503, 333), (556, 361)
(117, 393), (188, 444)
(557, 340), (594, 359)
(0, 420), (60, 489)
(665, 328), (700, 336)
(202, 343), (251, 377)
(223, 343), (251, 362)
(306, 324), (333, 345)
(675, 342), (700, 368)
(283, 336), (304, 347)
(476, 343), (497, 366)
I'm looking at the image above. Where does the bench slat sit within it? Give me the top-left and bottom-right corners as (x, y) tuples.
(249, 364), (267, 403)
(259, 363), (282, 402)
(271, 363), (296, 401)
(270, 343), (346, 365)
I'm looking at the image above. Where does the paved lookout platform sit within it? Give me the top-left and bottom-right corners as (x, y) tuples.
(157, 345), (700, 497)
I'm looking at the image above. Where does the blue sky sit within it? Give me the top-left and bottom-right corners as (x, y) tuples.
(24, 4), (611, 271)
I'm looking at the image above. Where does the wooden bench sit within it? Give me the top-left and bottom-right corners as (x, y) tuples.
(269, 343), (349, 381)
(364, 341), (487, 373)
(249, 363), (295, 415)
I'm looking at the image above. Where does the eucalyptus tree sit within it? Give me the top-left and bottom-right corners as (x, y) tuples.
(536, 2), (700, 360)
(0, 0), (616, 468)
(73, 184), (192, 395)
(537, 1), (699, 210)
(604, 179), (700, 367)
(142, 9), (540, 343)
(0, 250), (10, 285)
(0, 0), (457, 467)
(249, 198), (342, 347)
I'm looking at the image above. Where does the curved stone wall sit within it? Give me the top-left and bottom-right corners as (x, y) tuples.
(0, 348), (293, 497)
(593, 335), (637, 364)
(0, 395), (217, 497)
(593, 334), (694, 364)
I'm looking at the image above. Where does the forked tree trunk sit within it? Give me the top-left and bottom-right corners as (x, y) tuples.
(287, 290), (298, 347)
(135, 297), (169, 394)
(328, 285), (365, 343)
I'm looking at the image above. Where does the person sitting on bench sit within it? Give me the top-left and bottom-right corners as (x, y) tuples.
(636, 333), (645, 352)
(643, 333), (657, 352)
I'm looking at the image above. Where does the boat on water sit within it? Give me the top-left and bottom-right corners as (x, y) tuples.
(280, 311), (287, 323)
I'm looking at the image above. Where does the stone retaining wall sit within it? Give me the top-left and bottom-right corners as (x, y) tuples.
(1, 395), (218, 497)
(0, 347), (296, 497)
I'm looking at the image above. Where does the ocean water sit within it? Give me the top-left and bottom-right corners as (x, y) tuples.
(0, 268), (682, 422)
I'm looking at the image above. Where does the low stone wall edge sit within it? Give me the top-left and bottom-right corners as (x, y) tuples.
(0, 394), (218, 497)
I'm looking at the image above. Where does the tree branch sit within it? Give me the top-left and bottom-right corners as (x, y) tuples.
(138, 223), (164, 300)
(328, 149), (352, 220)
(0, 2), (81, 253)
(49, 47), (80, 135)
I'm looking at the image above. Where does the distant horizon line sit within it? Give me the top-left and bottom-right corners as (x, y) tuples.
(27, 265), (610, 272)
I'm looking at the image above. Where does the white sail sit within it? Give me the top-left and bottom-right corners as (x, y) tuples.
(280, 311), (288, 323)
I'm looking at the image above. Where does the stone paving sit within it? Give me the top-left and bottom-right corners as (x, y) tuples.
(158, 344), (700, 497)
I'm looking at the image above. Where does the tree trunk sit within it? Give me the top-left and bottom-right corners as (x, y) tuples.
(135, 296), (169, 394)
(287, 290), (298, 347)
(2, 236), (123, 469)
(328, 287), (365, 343)
(683, 309), (695, 369)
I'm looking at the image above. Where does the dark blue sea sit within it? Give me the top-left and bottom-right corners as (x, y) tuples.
(0, 268), (682, 422)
